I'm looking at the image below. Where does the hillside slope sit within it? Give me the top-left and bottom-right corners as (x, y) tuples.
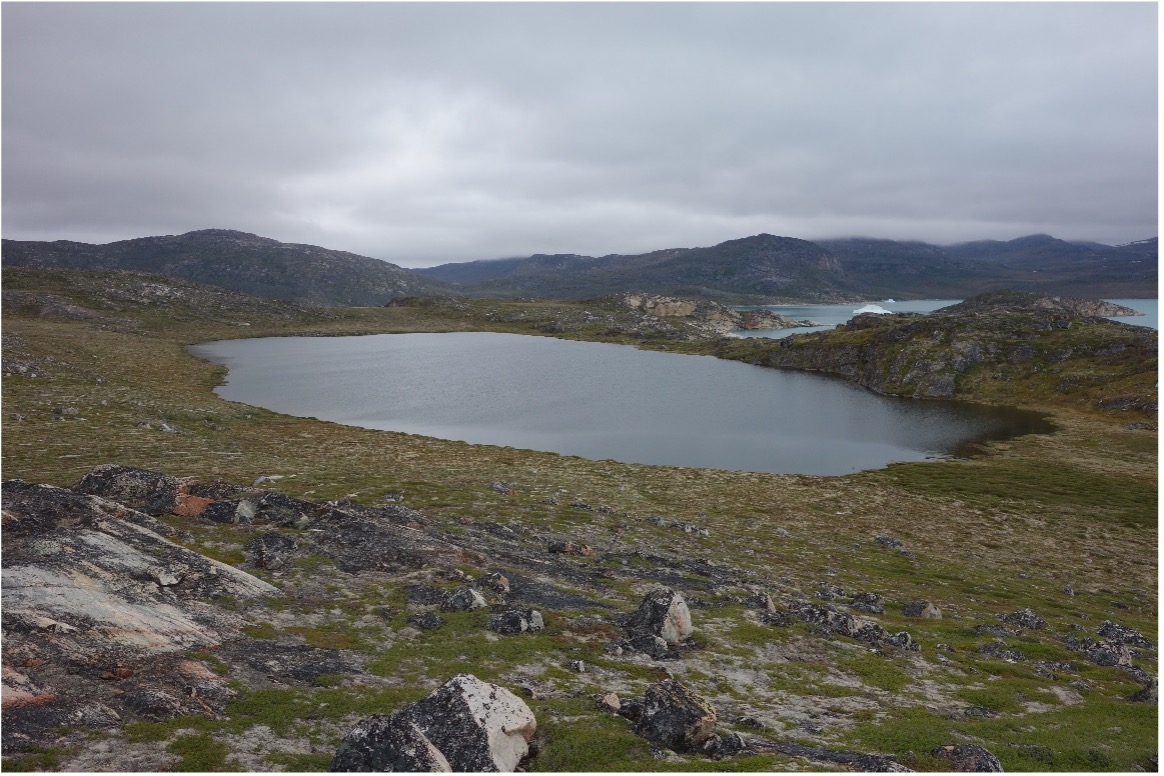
(1, 229), (455, 307)
(418, 234), (854, 303)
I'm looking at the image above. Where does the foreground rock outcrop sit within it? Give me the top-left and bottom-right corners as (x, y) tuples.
(330, 674), (536, 772)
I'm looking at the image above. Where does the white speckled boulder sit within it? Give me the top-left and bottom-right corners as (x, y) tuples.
(331, 674), (537, 772)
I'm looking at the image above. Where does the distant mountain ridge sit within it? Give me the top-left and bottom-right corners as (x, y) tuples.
(420, 231), (1156, 301)
(418, 234), (853, 303)
(0, 229), (454, 307)
(3, 229), (1155, 305)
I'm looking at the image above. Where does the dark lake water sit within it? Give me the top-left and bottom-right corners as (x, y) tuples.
(190, 332), (1053, 476)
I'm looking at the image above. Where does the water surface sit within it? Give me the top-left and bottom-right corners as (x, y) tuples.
(191, 333), (1052, 476)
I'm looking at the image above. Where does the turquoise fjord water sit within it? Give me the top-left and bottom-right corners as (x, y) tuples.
(191, 332), (1052, 476)
(735, 298), (1158, 338)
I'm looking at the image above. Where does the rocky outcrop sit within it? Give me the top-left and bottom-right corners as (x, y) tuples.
(937, 290), (1141, 318)
(330, 674), (536, 772)
(715, 289), (1157, 408)
(617, 293), (816, 334)
(1, 479), (275, 752)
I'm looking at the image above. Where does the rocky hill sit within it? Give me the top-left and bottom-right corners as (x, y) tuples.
(417, 234), (854, 303)
(715, 291), (1157, 415)
(421, 232), (1157, 302)
(820, 235), (1157, 300)
(1, 230), (455, 307)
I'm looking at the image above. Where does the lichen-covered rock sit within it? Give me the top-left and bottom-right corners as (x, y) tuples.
(487, 609), (544, 635)
(902, 600), (942, 619)
(1000, 608), (1046, 630)
(330, 674), (536, 772)
(441, 586), (488, 612)
(1098, 620), (1152, 648)
(624, 588), (693, 645)
(73, 465), (183, 515)
(632, 679), (717, 753)
(789, 601), (859, 637)
(931, 744), (1004, 772)
(850, 592), (885, 614)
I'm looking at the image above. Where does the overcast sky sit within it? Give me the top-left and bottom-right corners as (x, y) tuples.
(3, 3), (1157, 267)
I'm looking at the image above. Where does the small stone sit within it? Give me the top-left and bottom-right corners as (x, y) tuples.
(569, 660), (586, 673)
(595, 692), (621, 713)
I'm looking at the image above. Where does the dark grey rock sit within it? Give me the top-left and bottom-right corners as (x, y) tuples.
(931, 744), (1004, 772)
(441, 586), (487, 612)
(1098, 620), (1152, 648)
(978, 641), (1024, 662)
(624, 588), (693, 646)
(123, 687), (184, 720)
(246, 532), (298, 569)
(330, 674), (536, 772)
(902, 600), (942, 619)
(850, 592), (885, 614)
(408, 612), (445, 631)
(1000, 608), (1046, 630)
(632, 680), (717, 753)
(488, 608), (544, 635)
(73, 464), (182, 515)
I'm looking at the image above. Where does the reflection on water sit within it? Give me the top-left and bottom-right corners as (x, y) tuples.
(191, 332), (1054, 476)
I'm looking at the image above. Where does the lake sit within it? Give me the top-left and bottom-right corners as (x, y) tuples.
(736, 298), (1159, 338)
(190, 332), (1052, 476)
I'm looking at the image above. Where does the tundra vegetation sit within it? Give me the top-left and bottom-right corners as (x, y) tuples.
(1, 267), (1156, 772)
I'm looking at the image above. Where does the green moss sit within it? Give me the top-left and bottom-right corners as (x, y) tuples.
(167, 733), (239, 771)
(264, 752), (336, 771)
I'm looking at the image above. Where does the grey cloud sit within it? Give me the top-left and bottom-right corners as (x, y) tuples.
(3, 2), (1155, 265)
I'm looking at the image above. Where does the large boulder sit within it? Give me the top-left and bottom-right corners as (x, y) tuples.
(330, 674), (536, 772)
(624, 588), (693, 645)
(632, 679), (718, 753)
(73, 464), (183, 515)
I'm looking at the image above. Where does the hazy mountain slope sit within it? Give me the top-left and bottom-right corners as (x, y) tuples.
(1, 229), (455, 307)
(419, 234), (852, 303)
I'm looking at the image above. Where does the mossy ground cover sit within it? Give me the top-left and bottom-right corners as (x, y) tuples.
(1, 268), (1156, 771)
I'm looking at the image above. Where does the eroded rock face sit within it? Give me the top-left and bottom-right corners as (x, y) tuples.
(2, 480), (278, 655)
(624, 588), (693, 646)
(1, 480), (276, 752)
(931, 744), (1004, 772)
(330, 674), (536, 772)
(632, 680), (717, 753)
